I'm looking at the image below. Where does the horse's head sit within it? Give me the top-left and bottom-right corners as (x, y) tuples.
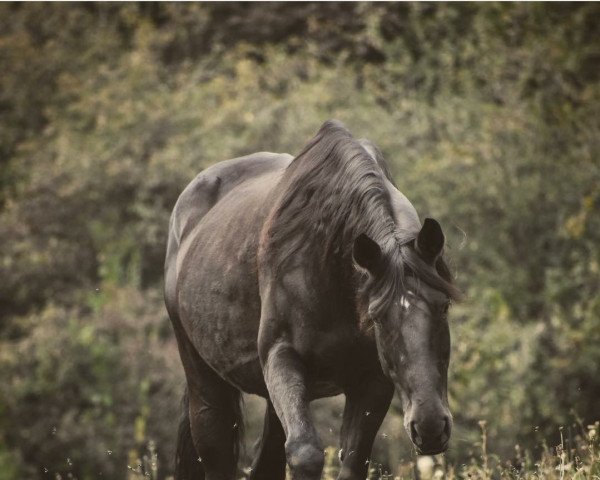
(353, 218), (457, 455)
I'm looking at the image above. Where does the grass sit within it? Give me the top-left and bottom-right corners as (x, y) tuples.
(321, 421), (600, 480)
(125, 421), (599, 479)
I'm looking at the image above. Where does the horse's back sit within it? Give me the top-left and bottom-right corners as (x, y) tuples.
(168, 152), (292, 251)
(165, 151), (292, 394)
(166, 152), (291, 296)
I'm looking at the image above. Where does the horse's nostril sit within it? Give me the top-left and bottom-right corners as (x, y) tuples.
(410, 421), (422, 446)
(440, 416), (451, 443)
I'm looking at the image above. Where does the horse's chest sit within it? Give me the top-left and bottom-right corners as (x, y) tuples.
(300, 327), (379, 389)
(309, 380), (344, 398)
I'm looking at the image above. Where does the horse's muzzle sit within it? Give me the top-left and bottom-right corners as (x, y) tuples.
(409, 414), (452, 455)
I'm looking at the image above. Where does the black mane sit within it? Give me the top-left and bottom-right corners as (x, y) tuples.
(264, 120), (460, 318)
(266, 120), (395, 267)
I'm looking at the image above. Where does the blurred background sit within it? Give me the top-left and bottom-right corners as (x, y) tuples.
(0, 2), (599, 479)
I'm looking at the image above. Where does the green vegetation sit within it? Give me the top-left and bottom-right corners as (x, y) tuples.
(0, 3), (598, 479)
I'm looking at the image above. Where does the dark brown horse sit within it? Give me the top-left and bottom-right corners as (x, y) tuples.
(164, 120), (461, 480)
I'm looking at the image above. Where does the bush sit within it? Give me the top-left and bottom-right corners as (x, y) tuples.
(0, 286), (183, 479)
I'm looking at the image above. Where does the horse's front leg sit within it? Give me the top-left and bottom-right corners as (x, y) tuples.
(260, 341), (324, 480)
(338, 375), (394, 480)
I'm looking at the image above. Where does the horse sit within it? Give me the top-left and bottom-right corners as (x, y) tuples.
(164, 120), (461, 480)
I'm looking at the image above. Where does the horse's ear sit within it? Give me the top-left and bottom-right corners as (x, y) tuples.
(353, 233), (382, 274)
(416, 218), (445, 264)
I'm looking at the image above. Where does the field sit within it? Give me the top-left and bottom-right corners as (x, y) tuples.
(122, 419), (600, 479)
